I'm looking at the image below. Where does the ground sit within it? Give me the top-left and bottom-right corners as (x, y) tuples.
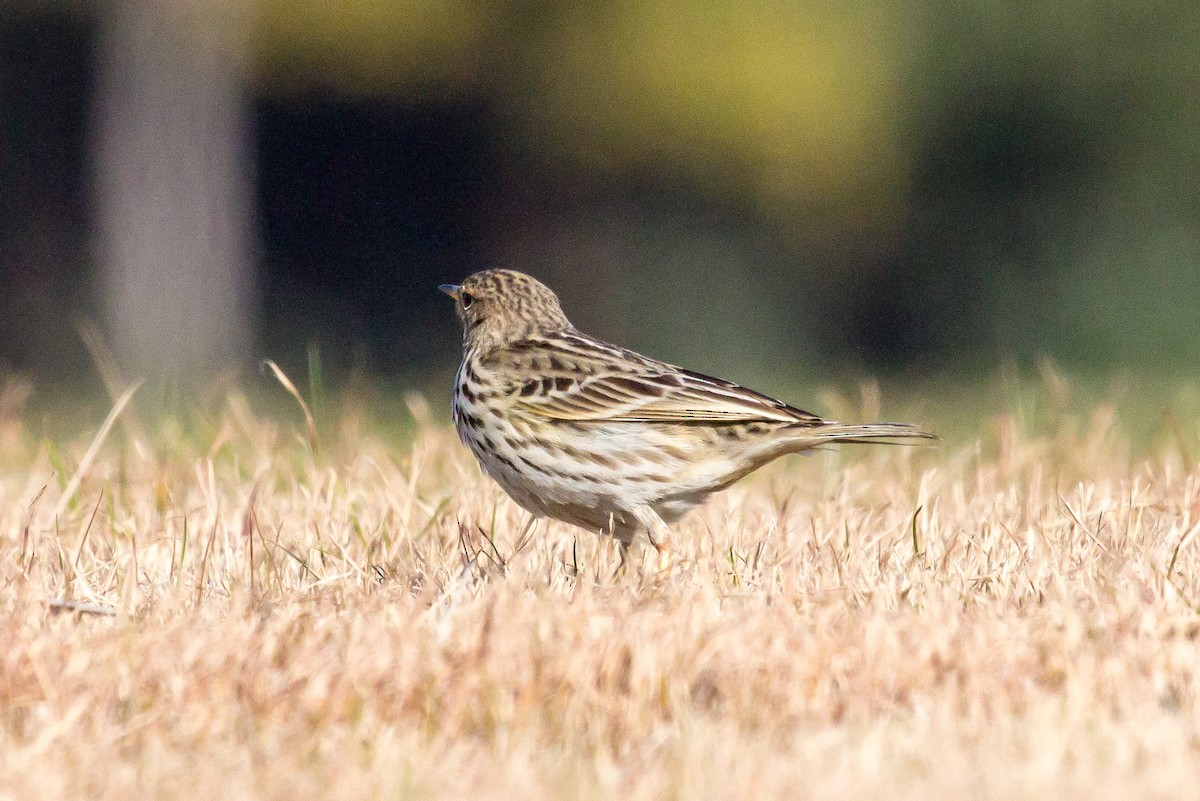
(2, 374), (1199, 799)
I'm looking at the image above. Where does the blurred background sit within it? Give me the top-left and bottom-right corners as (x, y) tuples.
(2, 0), (1198, 399)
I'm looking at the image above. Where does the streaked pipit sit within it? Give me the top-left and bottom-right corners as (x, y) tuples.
(441, 269), (934, 570)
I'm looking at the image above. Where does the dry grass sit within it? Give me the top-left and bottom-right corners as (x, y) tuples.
(3, 372), (1200, 800)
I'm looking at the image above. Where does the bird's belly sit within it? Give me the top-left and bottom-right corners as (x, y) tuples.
(461, 412), (710, 522)
(473, 435), (630, 518)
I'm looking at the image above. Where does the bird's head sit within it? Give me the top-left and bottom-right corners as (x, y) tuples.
(439, 269), (571, 351)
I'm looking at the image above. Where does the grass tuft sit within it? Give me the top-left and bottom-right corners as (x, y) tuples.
(2, 372), (1200, 798)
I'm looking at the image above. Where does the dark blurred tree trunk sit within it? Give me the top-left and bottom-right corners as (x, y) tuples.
(92, 0), (258, 384)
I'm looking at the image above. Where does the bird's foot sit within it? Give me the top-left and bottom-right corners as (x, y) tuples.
(654, 542), (672, 573)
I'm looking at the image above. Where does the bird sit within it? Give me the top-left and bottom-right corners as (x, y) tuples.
(440, 269), (934, 571)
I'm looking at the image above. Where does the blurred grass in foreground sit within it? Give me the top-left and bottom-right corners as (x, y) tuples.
(3, 358), (1197, 468)
(2, 366), (1200, 798)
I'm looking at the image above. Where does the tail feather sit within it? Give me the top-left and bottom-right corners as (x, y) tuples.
(805, 422), (938, 447)
(716, 420), (936, 491)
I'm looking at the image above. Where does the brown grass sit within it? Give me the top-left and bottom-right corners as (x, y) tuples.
(2, 373), (1200, 799)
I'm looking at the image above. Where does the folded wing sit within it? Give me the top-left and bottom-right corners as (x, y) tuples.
(507, 340), (823, 426)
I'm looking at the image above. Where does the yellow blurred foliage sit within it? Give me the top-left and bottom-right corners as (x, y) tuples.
(529, 3), (911, 212)
(252, 0), (500, 97)
(250, 1), (913, 225)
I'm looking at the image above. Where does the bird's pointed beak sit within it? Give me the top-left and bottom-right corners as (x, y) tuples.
(438, 284), (462, 300)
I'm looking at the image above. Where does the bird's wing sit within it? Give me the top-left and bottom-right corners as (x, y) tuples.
(501, 333), (824, 425)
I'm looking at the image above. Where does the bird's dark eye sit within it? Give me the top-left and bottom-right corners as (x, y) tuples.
(460, 291), (475, 309)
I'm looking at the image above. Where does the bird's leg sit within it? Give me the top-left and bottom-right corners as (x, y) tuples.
(605, 513), (644, 580)
(634, 507), (673, 573)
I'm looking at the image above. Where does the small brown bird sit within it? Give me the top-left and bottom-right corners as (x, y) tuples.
(441, 269), (933, 570)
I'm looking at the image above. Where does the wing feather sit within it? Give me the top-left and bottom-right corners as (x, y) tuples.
(502, 334), (822, 425)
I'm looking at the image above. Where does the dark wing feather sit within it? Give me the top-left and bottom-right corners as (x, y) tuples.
(501, 333), (823, 425)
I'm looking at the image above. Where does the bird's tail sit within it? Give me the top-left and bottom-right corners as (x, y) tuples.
(801, 422), (938, 447)
(713, 421), (936, 492)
